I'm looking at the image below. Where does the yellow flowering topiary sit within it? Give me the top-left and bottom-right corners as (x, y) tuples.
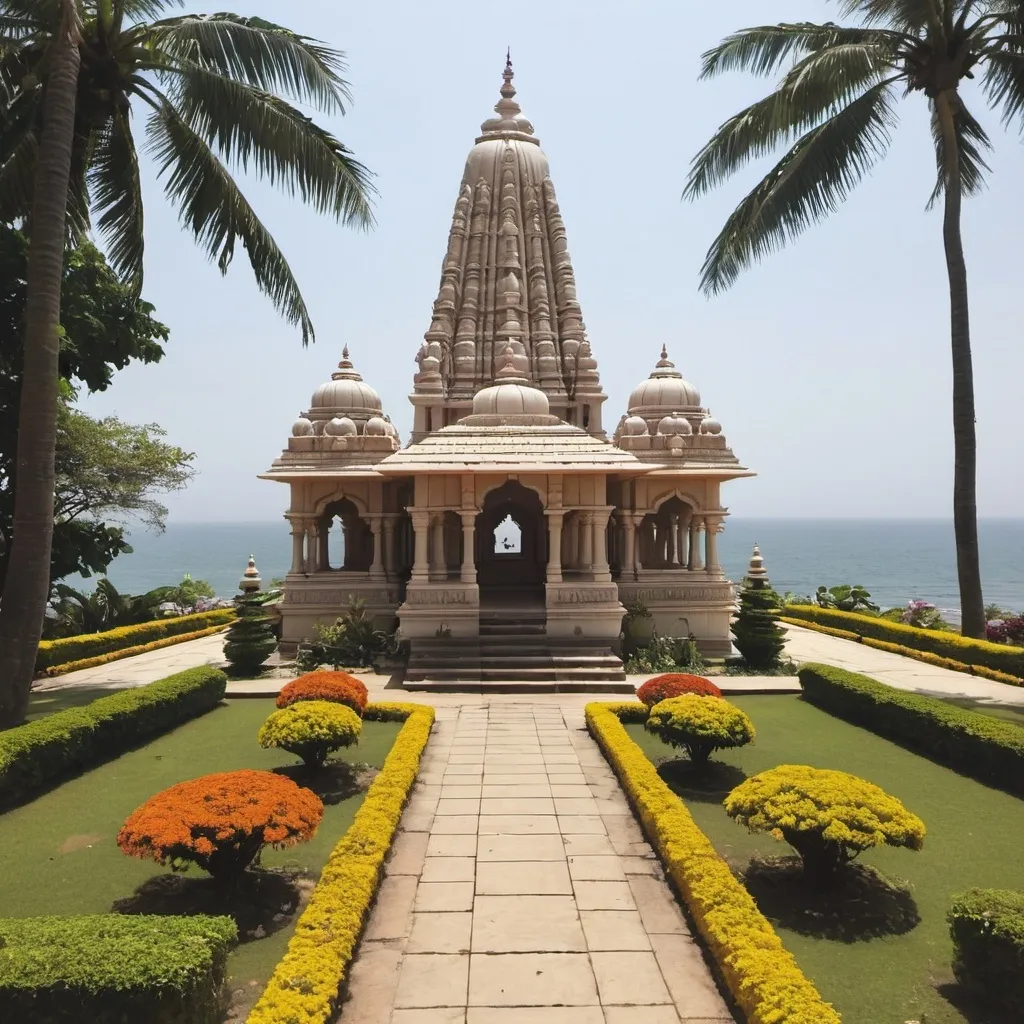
(725, 764), (925, 885)
(258, 700), (361, 769)
(646, 694), (755, 765)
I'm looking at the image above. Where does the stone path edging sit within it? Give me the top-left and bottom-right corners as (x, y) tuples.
(337, 702), (733, 1024)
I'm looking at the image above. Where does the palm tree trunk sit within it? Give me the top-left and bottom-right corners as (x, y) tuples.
(0, 1), (81, 727)
(936, 91), (985, 639)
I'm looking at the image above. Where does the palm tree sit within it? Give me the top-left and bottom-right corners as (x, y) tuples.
(684, 0), (1024, 638)
(0, 0), (376, 725)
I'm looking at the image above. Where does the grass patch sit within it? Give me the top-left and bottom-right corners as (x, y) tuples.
(25, 686), (128, 721)
(0, 699), (400, 1020)
(941, 695), (1024, 730)
(626, 695), (1024, 1024)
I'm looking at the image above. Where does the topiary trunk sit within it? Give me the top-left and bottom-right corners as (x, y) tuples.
(782, 828), (850, 888)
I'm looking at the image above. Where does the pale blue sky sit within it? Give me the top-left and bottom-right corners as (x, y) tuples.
(80, 0), (1024, 523)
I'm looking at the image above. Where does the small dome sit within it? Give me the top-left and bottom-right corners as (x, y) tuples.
(324, 416), (357, 436)
(384, 419), (398, 438)
(291, 416), (314, 437)
(701, 416), (722, 435)
(657, 414), (692, 436)
(364, 415), (388, 436)
(628, 345), (701, 413)
(473, 342), (550, 416)
(310, 347), (383, 414)
(623, 415), (648, 436)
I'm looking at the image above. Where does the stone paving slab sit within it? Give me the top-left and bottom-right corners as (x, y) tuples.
(334, 703), (734, 1024)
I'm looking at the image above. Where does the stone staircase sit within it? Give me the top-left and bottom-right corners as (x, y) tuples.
(404, 608), (630, 691)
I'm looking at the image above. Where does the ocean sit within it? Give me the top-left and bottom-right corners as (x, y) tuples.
(88, 518), (1024, 621)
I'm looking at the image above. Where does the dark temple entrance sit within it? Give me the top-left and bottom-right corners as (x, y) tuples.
(475, 480), (546, 605)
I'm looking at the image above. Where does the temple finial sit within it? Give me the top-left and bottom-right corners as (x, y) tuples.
(747, 543), (768, 581)
(656, 345), (674, 369)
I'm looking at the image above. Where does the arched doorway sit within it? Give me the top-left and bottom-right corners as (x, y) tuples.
(320, 498), (372, 571)
(475, 480), (546, 604)
(639, 496), (693, 568)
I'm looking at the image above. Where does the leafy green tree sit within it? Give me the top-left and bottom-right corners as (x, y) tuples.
(0, 225), (184, 589)
(684, 0), (1024, 638)
(163, 573), (216, 614)
(0, 0), (375, 725)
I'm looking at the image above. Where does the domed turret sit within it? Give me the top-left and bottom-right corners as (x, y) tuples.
(701, 416), (722, 435)
(472, 344), (551, 416)
(628, 346), (701, 414)
(291, 416), (314, 437)
(311, 347), (383, 414)
(364, 415), (389, 436)
(324, 416), (357, 437)
(623, 415), (648, 436)
(657, 414), (692, 436)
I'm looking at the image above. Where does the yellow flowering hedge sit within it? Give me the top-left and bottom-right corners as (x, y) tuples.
(783, 605), (1024, 680)
(258, 701), (363, 769)
(39, 623), (231, 677)
(646, 695), (755, 765)
(586, 701), (840, 1024)
(724, 765), (925, 881)
(247, 701), (434, 1024)
(780, 616), (1022, 686)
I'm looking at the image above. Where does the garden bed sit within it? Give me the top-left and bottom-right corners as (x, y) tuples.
(626, 695), (1024, 1024)
(0, 698), (402, 1021)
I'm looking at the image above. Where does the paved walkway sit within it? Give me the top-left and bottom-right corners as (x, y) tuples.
(338, 702), (732, 1024)
(784, 624), (1024, 707)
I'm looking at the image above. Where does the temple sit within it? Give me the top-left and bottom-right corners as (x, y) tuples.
(262, 59), (753, 683)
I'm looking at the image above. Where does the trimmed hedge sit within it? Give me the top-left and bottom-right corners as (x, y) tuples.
(247, 702), (434, 1024)
(36, 609), (235, 672)
(0, 666), (227, 810)
(784, 604), (1024, 679)
(798, 663), (1024, 795)
(587, 701), (839, 1024)
(948, 888), (1024, 1018)
(0, 914), (237, 1023)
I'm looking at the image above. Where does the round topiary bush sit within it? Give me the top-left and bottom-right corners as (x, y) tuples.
(724, 765), (926, 885)
(258, 700), (362, 769)
(116, 769), (323, 881)
(276, 671), (369, 715)
(645, 694), (755, 765)
(637, 673), (722, 706)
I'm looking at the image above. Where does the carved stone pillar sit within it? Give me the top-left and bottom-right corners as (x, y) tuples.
(564, 512), (578, 569)
(704, 515), (723, 577)
(688, 516), (704, 572)
(304, 522), (318, 573)
(545, 510), (565, 583)
(429, 513), (446, 581)
(382, 515), (397, 579)
(288, 518), (305, 574)
(667, 513), (678, 565)
(410, 511), (430, 582)
(368, 515), (385, 580)
(579, 511), (593, 572)
(622, 515), (637, 577)
(459, 510), (477, 583)
(677, 517), (689, 567)
(592, 508), (611, 582)
(318, 519), (330, 572)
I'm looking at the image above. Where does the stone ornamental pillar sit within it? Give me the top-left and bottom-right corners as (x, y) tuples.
(545, 510), (565, 583)
(667, 513), (679, 564)
(318, 519), (330, 571)
(592, 508), (612, 582)
(304, 521), (318, 574)
(429, 513), (446, 581)
(459, 510), (477, 583)
(565, 513), (579, 569)
(688, 516), (704, 572)
(622, 515), (637, 577)
(287, 518), (305, 574)
(410, 511), (430, 582)
(704, 515), (723, 577)
(677, 517), (689, 567)
(579, 511), (594, 572)
(382, 515), (397, 579)
(368, 515), (385, 580)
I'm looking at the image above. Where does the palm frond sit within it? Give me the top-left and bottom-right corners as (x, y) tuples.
(927, 98), (992, 205)
(699, 22), (903, 79)
(160, 60), (374, 227)
(117, 0), (184, 22)
(837, 0), (944, 32)
(145, 100), (315, 343)
(89, 106), (145, 288)
(698, 80), (898, 293)
(0, 126), (37, 224)
(146, 14), (350, 112)
(0, 1), (60, 32)
(982, 47), (1024, 129)
(686, 41), (899, 198)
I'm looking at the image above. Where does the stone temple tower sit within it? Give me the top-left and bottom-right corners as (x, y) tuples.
(411, 56), (607, 440)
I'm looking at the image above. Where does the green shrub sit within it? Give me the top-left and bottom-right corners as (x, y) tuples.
(645, 694), (755, 765)
(295, 598), (398, 672)
(948, 888), (1024, 1018)
(785, 604), (1024, 678)
(732, 576), (785, 670)
(35, 609), (235, 672)
(0, 914), (236, 1024)
(223, 592), (277, 675)
(725, 765), (925, 885)
(0, 666), (226, 810)
(623, 635), (704, 675)
(798, 663), (1024, 795)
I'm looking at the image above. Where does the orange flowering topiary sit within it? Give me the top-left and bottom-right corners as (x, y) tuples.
(637, 673), (722, 706)
(276, 671), (369, 715)
(116, 769), (323, 880)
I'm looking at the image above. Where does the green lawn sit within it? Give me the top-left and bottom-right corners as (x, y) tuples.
(25, 685), (129, 720)
(0, 699), (401, 1018)
(626, 695), (1024, 1024)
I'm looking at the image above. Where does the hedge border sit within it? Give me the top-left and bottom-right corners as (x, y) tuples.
(36, 609), (236, 672)
(40, 622), (231, 678)
(782, 605), (1024, 680)
(586, 701), (840, 1024)
(246, 701), (434, 1024)
(781, 617), (1022, 687)
(0, 666), (227, 811)
(798, 663), (1024, 797)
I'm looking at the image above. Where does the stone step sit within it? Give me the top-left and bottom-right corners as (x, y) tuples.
(403, 672), (631, 690)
